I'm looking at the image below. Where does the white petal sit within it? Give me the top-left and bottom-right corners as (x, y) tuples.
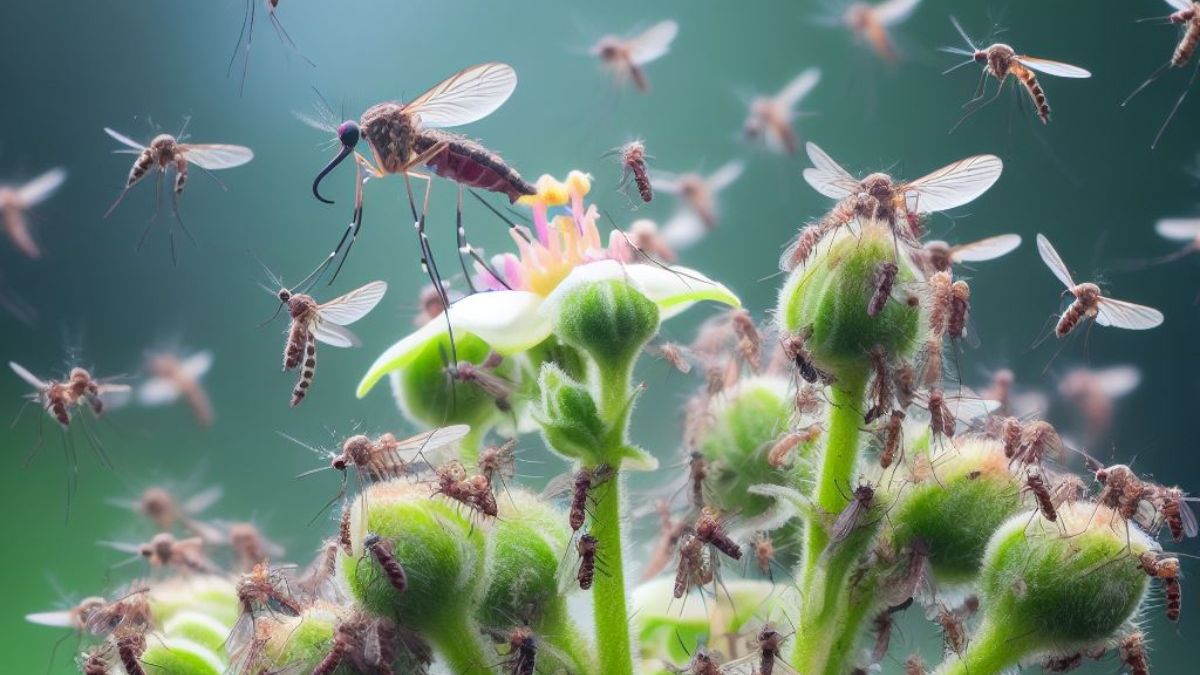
(357, 291), (550, 398)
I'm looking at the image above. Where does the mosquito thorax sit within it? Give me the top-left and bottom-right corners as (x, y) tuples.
(680, 175), (703, 197)
(861, 173), (893, 198)
(140, 487), (175, 522)
(923, 241), (953, 272)
(339, 434), (373, 469)
(1075, 282), (1101, 302)
(149, 134), (178, 159)
(288, 293), (316, 318)
(844, 4), (871, 29)
(595, 38), (621, 61)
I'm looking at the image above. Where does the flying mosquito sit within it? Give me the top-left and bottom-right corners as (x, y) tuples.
(272, 280), (387, 406)
(137, 349), (215, 427)
(590, 20), (679, 92)
(838, 0), (925, 64)
(1152, 217), (1200, 263)
(1123, 0), (1200, 148)
(10, 362), (129, 432)
(798, 141), (1002, 246)
(298, 63), (534, 332)
(1036, 234), (1164, 338)
(914, 234), (1022, 274)
(228, 0), (314, 96)
(742, 68), (821, 154)
(942, 17), (1091, 126)
(103, 126), (253, 259)
(652, 160), (745, 234)
(0, 167), (66, 259)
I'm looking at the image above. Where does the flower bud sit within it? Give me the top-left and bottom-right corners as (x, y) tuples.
(535, 362), (608, 464)
(552, 278), (661, 375)
(479, 490), (572, 628)
(776, 223), (921, 377)
(161, 611), (230, 655)
(140, 635), (224, 675)
(389, 332), (515, 432)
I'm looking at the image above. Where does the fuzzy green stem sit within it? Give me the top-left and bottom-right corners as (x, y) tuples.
(596, 361), (635, 428)
(542, 593), (598, 675)
(793, 367), (868, 673)
(934, 618), (1032, 675)
(591, 475), (634, 675)
(822, 575), (880, 675)
(428, 615), (499, 675)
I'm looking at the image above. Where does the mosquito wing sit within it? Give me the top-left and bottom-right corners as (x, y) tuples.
(1035, 234), (1076, 289)
(707, 160), (745, 193)
(1090, 365), (1142, 398)
(627, 20), (680, 65)
(803, 142), (861, 199)
(875, 0), (924, 26)
(1166, 0), (1194, 10)
(1180, 499), (1199, 538)
(1155, 218), (1200, 241)
(181, 350), (214, 379)
(649, 171), (684, 195)
(180, 144), (254, 171)
(951, 234), (1021, 263)
(660, 210), (707, 250)
(9, 361), (47, 389)
(1015, 56), (1091, 79)
(775, 67), (821, 112)
(405, 63), (518, 129)
(393, 424), (472, 454)
(317, 280), (387, 326)
(311, 321), (361, 348)
(137, 377), (181, 406)
(25, 609), (76, 628)
(182, 485), (223, 515)
(104, 128), (146, 151)
(1095, 297), (1164, 330)
(903, 154), (1003, 213)
(16, 168), (67, 207)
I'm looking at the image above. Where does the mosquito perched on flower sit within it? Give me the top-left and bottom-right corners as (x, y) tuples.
(227, 0), (313, 96)
(742, 68), (821, 155)
(913, 234), (1022, 274)
(0, 167), (65, 259)
(270, 279), (387, 406)
(136, 349), (214, 427)
(589, 20), (679, 92)
(103, 125), (253, 259)
(1036, 234), (1164, 338)
(835, 0), (925, 64)
(299, 62), (535, 303)
(941, 17), (1091, 126)
(800, 142), (1003, 248)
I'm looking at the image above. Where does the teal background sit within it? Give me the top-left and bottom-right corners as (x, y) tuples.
(0, 1), (1196, 672)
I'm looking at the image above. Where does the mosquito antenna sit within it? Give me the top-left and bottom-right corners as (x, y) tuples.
(1151, 58), (1200, 149)
(949, 16), (979, 52)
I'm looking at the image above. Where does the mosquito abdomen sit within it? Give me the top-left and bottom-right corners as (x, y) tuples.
(415, 131), (535, 203)
(290, 332), (316, 407)
(1012, 64), (1051, 123)
(1173, 20), (1200, 67)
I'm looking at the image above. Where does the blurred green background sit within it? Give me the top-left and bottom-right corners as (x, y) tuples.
(0, 1), (1196, 672)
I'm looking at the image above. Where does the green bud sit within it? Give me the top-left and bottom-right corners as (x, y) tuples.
(260, 606), (340, 671)
(148, 575), (239, 628)
(161, 611), (230, 655)
(479, 490), (572, 628)
(140, 635), (224, 675)
(536, 362), (608, 464)
(341, 480), (486, 632)
(553, 279), (660, 375)
(390, 331), (514, 432)
(777, 223), (921, 377)
(888, 436), (1023, 585)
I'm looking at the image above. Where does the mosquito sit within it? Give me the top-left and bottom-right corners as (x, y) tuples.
(1152, 217), (1200, 263)
(299, 63), (534, 312)
(613, 140), (653, 202)
(103, 125), (252, 259)
(839, 0), (925, 64)
(1123, 0), (1200, 147)
(108, 484), (223, 542)
(652, 160), (745, 234)
(137, 349), (215, 427)
(101, 532), (219, 574)
(801, 142), (1003, 247)
(1119, 631), (1150, 675)
(914, 234), (1022, 275)
(227, 0), (314, 96)
(742, 68), (821, 155)
(942, 17), (1091, 126)
(0, 167), (66, 259)
(10, 362), (129, 433)
(273, 279), (387, 406)
(1035, 234), (1164, 338)
(1057, 365), (1141, 442)
(590, 20), (679, 92)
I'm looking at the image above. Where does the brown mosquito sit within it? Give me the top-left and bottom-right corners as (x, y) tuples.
(1119, 631), (1150, 675)
(743, 68), (821, 154)
(108, 484), (223, 542)
(837, 0), (925, 64)
(652, 160), (745, 233)
(1123, 0), (1200, 147)
(101, 532), (219, 574)
(613, 140), (653, 202)
(137, 349), (215, 427)
(942, 17), (1091, 126)
(914, 234), (1021, 274)
(590, 20), (679, 92)
(1036, 234), (1163, 338)
(0, 167), (65, 259)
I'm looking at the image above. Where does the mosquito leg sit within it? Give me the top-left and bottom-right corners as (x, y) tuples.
(240, 0), (256, 96)
(227, 0), (252, 79)
(1152, 57), (1200, 149)
(456, 187), (512, 292)
(402, 172), (458, 367)
(1123, 61), (1172, 107)
(268, 10), (315, 67)
(326, 162), (367, 286)
(468, 189), (532, 243)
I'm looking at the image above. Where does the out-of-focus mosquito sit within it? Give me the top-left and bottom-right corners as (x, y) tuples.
(108, 484), (223, 542)
(913, 234), (1022, 274)
(838, 0), (925, 65)
(228, 0), (314, 97)
(298, 64), (533, 363)
(1057, 365), (1141, 443)
(0, 167), (66, 259)
(799, 142), (1002, 249)
(271, 279), (387, 406)
(652, 160), (745, 236)
(103, 125), (253, 260)
(137, 349), (215, 427)
(608, 140), (653, 203)
(1035, 234), (1164, 338)
(742, 68), (821, 155)
(590, 20), (679, 92)
(10, 361), (129, 457)
(1151, 217), (1200, 263)
(941, 17), (1091, 127)
(1123, 0), (1200, 148)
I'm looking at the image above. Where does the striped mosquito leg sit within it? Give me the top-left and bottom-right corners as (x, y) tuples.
(290, 331), (316, 407)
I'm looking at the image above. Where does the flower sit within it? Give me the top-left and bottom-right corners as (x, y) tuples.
(356, 171), (741, 399)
